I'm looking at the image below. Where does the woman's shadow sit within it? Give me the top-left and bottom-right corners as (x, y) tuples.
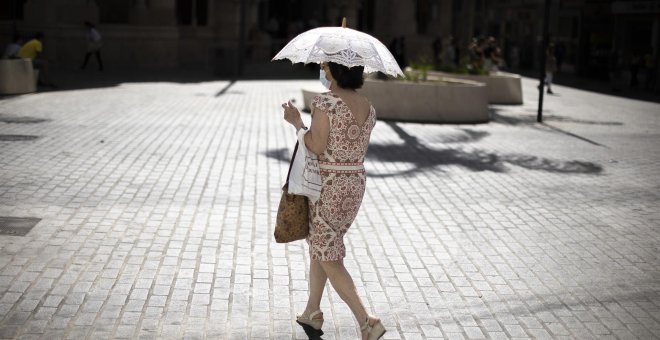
(370, 121), (603, 177)
(265, 121), (603, 178)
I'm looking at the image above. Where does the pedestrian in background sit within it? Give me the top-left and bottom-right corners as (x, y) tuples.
(2, 35), (23, 59)
(483, 36), (502, 72)
(18, 32), (55, 87)
(545, 43), (557, 94)
(81, 21), (103, 71)
(281, 61), (386, 340)
(467, 37), (484, 74)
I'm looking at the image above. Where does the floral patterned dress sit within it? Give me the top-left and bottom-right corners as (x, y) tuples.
(308, 92), (377, 261)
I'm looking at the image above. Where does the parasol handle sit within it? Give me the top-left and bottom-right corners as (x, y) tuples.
(341, 17), (347, 28)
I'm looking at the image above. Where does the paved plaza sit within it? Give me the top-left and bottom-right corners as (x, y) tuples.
(0, 74), (659, 339)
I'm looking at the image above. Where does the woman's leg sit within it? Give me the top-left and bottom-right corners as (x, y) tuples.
(95, 50), (103, 71)
(303, 258), (327, 315)
(81, 52), (91, 69)
(319, 260), (371, 325)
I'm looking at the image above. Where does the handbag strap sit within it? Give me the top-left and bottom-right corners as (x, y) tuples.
(285, 141), (299, 184)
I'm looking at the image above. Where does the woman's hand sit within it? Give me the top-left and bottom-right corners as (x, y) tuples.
(282, 100), (304, 130)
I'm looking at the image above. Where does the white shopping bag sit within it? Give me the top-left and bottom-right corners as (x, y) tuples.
(288, 128), (322, 203)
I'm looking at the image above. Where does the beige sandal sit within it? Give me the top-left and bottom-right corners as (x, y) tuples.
(296, 310), (324, 331)
(361, 316), (386, 340)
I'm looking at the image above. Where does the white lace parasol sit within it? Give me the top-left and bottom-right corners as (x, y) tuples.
(272, 26), (403, 77)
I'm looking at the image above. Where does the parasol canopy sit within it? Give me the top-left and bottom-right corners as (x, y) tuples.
(272, 21), (403, 77)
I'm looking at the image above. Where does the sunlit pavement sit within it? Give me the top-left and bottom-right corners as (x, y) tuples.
(0, 74), (659, 339)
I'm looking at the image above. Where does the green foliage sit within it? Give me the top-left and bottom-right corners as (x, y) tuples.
(403, 68), (422, 82)
(435, 56), (490, 75)
(381, 55), (490, 82)
(381, 56), (434, 82)
(409, 57), (434, 82)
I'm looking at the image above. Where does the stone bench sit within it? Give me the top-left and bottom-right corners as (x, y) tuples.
(0, 58), (37, 95)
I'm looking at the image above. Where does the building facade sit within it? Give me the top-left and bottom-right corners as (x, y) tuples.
(474, 0), (660, 81)
(0, 0), (455, 75)
(1, 0), (658, 89)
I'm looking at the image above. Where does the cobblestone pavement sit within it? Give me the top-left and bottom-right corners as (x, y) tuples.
(0, 75), (659, 340)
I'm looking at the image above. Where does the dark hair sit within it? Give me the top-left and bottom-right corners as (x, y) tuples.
(84, 21), (95, 28)
(34, 32), (44, 40)
(327, 62), (364, 89)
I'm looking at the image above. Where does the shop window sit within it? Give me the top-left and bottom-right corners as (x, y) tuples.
(177, 0), (208, 26)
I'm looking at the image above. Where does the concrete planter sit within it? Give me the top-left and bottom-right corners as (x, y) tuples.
(427, 70), (523, 105)
(302, 86), (326, 113)
(302, 78), (489, 124)
(0, 59), (37, 95)
(360, 78), (489, 123)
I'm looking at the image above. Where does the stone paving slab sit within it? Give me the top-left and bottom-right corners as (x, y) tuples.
(0, 76), (659, 339)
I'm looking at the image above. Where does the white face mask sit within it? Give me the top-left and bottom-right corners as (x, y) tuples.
(319, 69), (331, 89)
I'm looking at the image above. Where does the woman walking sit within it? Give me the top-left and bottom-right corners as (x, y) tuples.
(281, 61), (385, 339)
(81, 21), (103, 71)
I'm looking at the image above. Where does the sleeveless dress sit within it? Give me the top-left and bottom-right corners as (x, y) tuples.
(308, 92), (377, 261)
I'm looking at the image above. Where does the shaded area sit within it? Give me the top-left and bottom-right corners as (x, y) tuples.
(546, 116), (623, 126)
(498, 155), (603, 174)
(264, 148), (292, 164)
(0, 135), (40, 141)
(519, 70), (660, 104)
(386, 122), (492, 145)
(6, 69), (216, 94)
(366, 144), (602, 177)
(375, 116), (490, 125)
(214, 80), (237, 97)
(366, 144), (503, 176)
(494, 109), (623, 126)
(391, 125), (490, 145)
(491, 109), (609, 147)
(264, 122), (603, 177)
(0, 217), (41, 236)
(367, 121), (603, 177)
(456, 129), (491, 143)
(541, 124), (607, 147)
(486, 286), (660, 319)
(0, 114), (50, 124)
(0, 64), (318, 94)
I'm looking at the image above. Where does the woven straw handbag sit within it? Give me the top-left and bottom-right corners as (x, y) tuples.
(274, 142), (310, 243)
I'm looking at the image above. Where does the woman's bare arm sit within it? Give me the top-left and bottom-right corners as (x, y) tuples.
(282, 100), (330, 155)
(304, 106), (330, 155)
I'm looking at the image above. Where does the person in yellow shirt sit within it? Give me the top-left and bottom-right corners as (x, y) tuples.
(18, 32), (55, 87)
(18, 35), (42, 59)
